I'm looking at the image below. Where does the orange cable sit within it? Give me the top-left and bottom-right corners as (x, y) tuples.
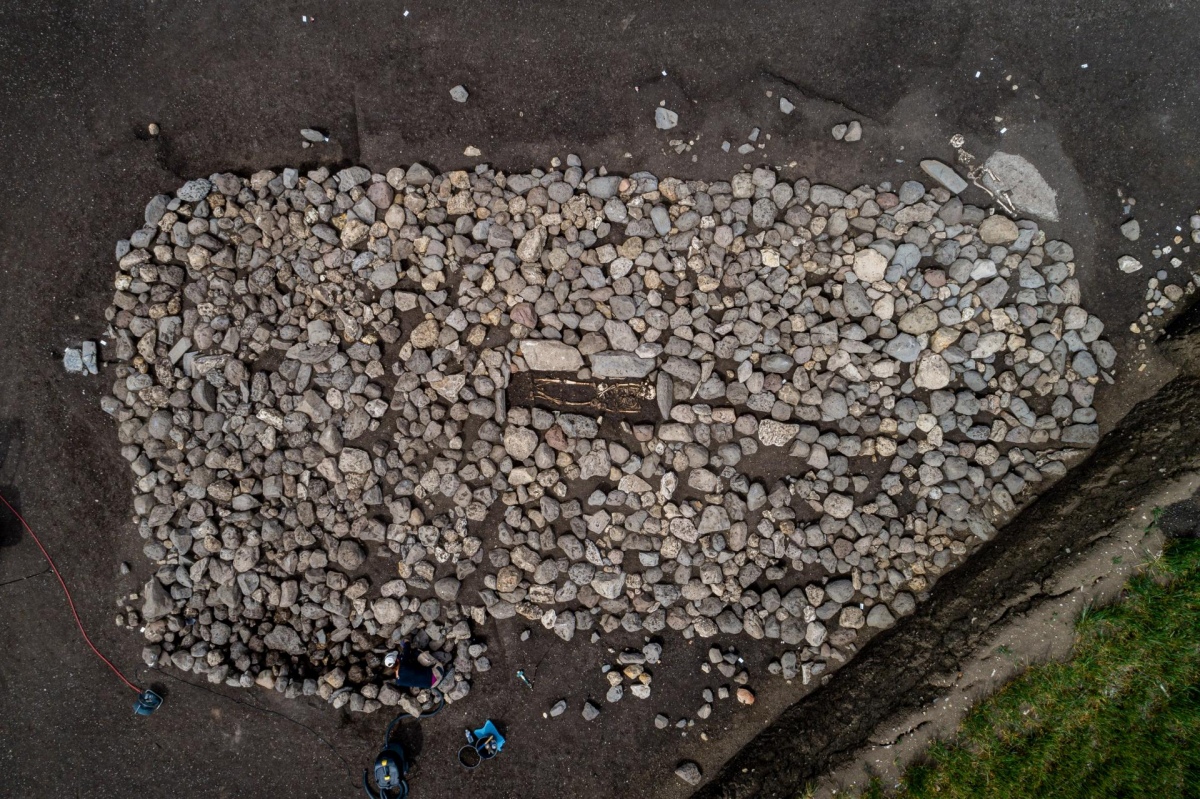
(0, 491), (141, 693)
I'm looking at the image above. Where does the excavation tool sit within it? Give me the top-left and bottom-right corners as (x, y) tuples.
(457, 720), (506, 769)
(362, 699), (443, 799)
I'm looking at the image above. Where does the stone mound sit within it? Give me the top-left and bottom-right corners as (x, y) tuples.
(103, 160), (1115, 710)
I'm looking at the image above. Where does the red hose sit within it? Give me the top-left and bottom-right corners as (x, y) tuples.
(0, 491), (142, 693)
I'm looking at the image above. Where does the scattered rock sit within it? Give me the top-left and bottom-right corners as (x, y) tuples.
(655, 107), (679, 130)
(63, 348), (84, 374)
(141, 578), (175, 621)
(449, 85), (469, 103)
(867, 604), (896, 629)
(675, 761), (702, 786)
(1118, 255), (1143, 273)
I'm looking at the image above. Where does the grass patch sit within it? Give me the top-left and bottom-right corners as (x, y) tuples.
(864, 538), (1200, 799)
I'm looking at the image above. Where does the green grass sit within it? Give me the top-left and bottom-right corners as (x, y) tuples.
(863, 538), (1200, 799)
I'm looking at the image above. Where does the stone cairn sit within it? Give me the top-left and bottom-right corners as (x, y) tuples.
(102, 159), (1115, 712)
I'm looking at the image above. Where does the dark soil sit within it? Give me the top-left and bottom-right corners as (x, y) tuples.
(1, 2), (1199, 798)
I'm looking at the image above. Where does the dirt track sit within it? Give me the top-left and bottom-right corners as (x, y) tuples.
(2, 2), (1199, 798)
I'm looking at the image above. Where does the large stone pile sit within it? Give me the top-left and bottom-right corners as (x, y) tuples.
(102, 157), (1116, 712)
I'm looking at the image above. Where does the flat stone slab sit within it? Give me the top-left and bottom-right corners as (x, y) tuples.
(589, 351), (656, 379)
(920, 159), (968, 194)
(983, 151), (1059, 222)
(521, 340), (584, 371)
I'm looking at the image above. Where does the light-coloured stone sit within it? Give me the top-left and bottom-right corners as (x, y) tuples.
(978, 215), (1019, 245)
(914, 352), (952, 390)
(522, 340), (584, 371)
(853, 249), (888, 282)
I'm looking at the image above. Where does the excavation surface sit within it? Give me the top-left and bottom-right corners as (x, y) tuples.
(1, 2), (1199, 798)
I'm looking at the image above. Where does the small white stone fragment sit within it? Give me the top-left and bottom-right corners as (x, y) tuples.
(1118, 255), (1143, 273)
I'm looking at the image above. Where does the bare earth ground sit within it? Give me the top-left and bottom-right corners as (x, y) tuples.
(2, 2), (1199, 798)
